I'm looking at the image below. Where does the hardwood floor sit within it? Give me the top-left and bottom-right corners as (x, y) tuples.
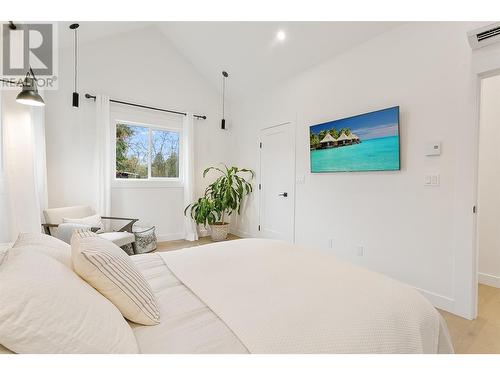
(440, 284), (500, 354)
(154, 237), (500, 354)
(155, 233), (240, 252)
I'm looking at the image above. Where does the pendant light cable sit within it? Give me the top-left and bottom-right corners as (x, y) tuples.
(70, 23), (80, 107)
(74, 27), (77, 93)
(222, 74), (225, 118)
(221, 71), (229, 130)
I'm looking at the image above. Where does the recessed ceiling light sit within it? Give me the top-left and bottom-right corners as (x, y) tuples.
(276, 30), (286, 41)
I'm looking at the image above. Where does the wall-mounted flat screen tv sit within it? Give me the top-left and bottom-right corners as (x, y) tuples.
(309, 106), (400, 172)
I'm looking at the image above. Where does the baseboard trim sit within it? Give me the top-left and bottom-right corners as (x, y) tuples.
(156, 229), (242, 243)
(156, 233), (184, 242)
(478, 272), (500, 288)
(231, 228), (252, 238)
(414, 287), (455, 312)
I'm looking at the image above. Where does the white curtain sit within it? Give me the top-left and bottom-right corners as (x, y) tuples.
(0, 88), (10, 242)
(183, 113), (198, 241)
(0, 90), (47, 242)
(95, 95), (111, 219)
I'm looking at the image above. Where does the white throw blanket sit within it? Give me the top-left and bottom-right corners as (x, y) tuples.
(160, 239), (453, 354)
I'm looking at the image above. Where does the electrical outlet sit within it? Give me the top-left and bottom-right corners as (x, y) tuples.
(356, 245), (364, 257)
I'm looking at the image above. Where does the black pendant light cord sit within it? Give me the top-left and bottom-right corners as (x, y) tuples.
(70, 23), (80, 107)
(222, 74), (226, 118)
(221, 71), (229, 129)
(74, 26), (77, 93)
(0, 68), (36, 86)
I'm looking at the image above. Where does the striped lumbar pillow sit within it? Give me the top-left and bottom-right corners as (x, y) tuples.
(71, 230), (160, 325)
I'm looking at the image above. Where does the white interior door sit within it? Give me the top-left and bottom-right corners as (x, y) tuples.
(259, 122), (295, 242)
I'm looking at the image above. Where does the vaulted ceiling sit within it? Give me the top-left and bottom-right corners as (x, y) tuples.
(58, 21), (405, 98)
(157, 22), (404, 98)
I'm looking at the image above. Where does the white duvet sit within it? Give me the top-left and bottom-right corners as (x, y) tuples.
(129, 253), (247, 353)
(131, 239), (453, 354)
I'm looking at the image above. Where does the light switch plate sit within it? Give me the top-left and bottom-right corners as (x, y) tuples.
(356, 246), (364, 257)
(425, 174), (440, 186)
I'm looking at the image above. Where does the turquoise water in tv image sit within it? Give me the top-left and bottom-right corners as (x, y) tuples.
(310, 136), (400, 172)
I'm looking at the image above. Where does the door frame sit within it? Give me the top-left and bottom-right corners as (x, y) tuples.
(467, 45), (500, 319)
(471, 68), (500, 318)
(258, 121), (297, 243)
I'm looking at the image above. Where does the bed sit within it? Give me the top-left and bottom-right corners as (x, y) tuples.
(0, 237), (453, 354)
(130, 239), (453, 354)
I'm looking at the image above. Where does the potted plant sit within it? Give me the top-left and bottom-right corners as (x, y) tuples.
(185, 165), (254, 241)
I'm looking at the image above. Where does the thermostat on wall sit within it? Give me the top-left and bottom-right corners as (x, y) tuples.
(425, 142), (441, 156)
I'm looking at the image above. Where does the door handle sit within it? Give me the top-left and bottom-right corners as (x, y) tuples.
(278, 192), (288, 197)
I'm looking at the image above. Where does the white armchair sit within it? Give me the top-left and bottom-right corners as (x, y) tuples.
(42, 206), (138, 253)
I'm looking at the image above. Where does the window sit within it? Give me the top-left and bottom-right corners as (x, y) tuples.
(115, 122), (180, 180)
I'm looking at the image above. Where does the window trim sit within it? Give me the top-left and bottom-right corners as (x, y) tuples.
(112, 119), (183, 188)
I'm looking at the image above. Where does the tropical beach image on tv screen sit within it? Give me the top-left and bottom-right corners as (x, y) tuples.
(309, 106), (400, 172)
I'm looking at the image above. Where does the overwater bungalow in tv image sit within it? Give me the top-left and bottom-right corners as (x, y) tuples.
(310, 129), (361, 150)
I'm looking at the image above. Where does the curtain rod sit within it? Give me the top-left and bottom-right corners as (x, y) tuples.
(84, 94), (207, 120)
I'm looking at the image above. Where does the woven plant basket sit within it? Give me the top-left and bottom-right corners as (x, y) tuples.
(210, 223), (229, 241)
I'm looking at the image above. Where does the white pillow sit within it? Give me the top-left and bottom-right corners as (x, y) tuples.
(56, 222), (91, 244)
(13, 232), (71, 268)
(72, 230), (160, 326)
(63, 214), (104, 233)
(0, 246), (138, 354)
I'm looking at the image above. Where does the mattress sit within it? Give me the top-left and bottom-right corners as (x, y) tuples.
(159, 239), (453, 354)
(130, 253), (248, 353)
(131, 239), (453, 354)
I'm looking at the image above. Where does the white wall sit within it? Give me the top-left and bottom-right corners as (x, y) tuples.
(478, 74), (500, 288)
(230, 22), (494, 318)
(45, 26), (231, 240)
(42, 21), (500, 317)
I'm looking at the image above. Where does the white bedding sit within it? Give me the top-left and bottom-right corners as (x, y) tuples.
(130, 254), (247, 353)
(133, 239), (453, 354)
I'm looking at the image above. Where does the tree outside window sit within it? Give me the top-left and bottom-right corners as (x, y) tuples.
(116, 122), (180, 179)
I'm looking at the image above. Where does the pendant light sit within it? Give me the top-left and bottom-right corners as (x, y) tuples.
(70, 23), (80, 107)
(15, 68), (45, 106)
(221, 71), (229, 130)
(0, 22), (44, 107)
(0, 69), (45, 107)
